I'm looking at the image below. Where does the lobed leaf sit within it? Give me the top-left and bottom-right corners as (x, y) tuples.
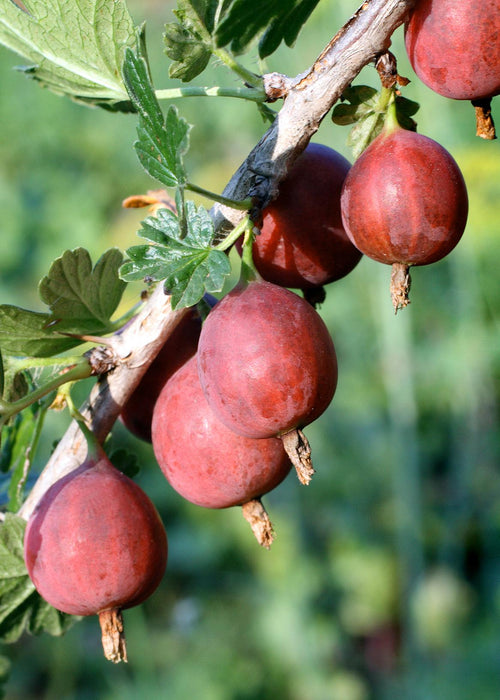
(164, 0), (219, 82)
(164, 22), (212, 82)
(0, 0), (137, 109)
(215, 0), (320, 57)
(123, 49), (191, 188)
(332, 85), (420, 158)
(38, 248), (126, 330)
(0, 248), (126, 358)
(258, 0), (321, 58)
(120, 203), (231, 309)
(0, 306), (80, 358)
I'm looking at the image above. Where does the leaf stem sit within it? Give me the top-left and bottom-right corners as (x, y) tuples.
(185, 182), (252, 211)
(0, 359), (93, 423)
(378, 86), (398, 132)
(239, 224), (260, 284)
(214, 215), (252, 251)
(155, 86), (266, 102)
(213, 48), (262, 88)
(7, 355), (89, 373)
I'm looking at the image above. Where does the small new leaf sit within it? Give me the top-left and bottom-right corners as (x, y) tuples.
(0, 0), (137, 109)
(123, 48), (190, 188)
(120, 204), (231, 309)
(347, 111), (386, 160)
(332, 85), (420, 158)
(164, 0), (218, 82)
(0, 514), (77, 643)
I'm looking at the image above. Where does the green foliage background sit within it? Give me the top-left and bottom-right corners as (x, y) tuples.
(1, 0), (500, 698)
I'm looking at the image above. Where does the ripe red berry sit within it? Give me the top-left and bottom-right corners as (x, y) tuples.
(249, 143), (362, 290)
(197, 280), (337, 445)
(405, 0), (500, 101)
(340, 124), (468, 310)
(121, 296), (216, 442)
(151, 356), (291, 545)
(24, 454), (167, 661)
(120, 308), (203, 442)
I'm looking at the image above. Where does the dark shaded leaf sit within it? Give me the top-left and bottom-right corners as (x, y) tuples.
(107, 448), (140, 479)
(342, 85), (378, 105)
(216, 0), (320, 56)
(258, 0), (320, 58)
(0, 306), (81, 358)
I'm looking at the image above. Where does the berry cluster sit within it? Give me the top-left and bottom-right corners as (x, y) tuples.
(21, 0), (498, 664)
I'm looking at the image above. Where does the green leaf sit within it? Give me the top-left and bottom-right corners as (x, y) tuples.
(258, 0), (320, 58)
(123, 49), (191, 188)
(106, 448), (140, 479)
(164, 0), (219, 82)
(120, 203), (231, 309)
(1, 399), (50, 512)
(39, 248), (126, 331)
(215, 0), (320, 56)
(347, 111), (386, 160)
(331, 103), (368, 126)
(332, 85), (420, 158)
(164, 23), (213, 82)
(0, 248), (126, 358)
(341, 85), (379, 105)
(0, 0), (138, 109)
(0, 514), (78, 643)
(0, 307), (80, 358)
(394, 95), (419, 131)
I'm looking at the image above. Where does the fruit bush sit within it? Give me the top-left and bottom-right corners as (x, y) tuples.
(0, 0), (500, 696)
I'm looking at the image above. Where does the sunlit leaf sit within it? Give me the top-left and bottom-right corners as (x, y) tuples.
(0, 248), (126, 357)
(120, 203), (231, 309)
(123, 49), (190, 187)
(0, 0), (137, 109)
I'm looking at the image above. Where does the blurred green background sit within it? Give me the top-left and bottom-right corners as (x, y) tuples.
(1, 0), (500, 698)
